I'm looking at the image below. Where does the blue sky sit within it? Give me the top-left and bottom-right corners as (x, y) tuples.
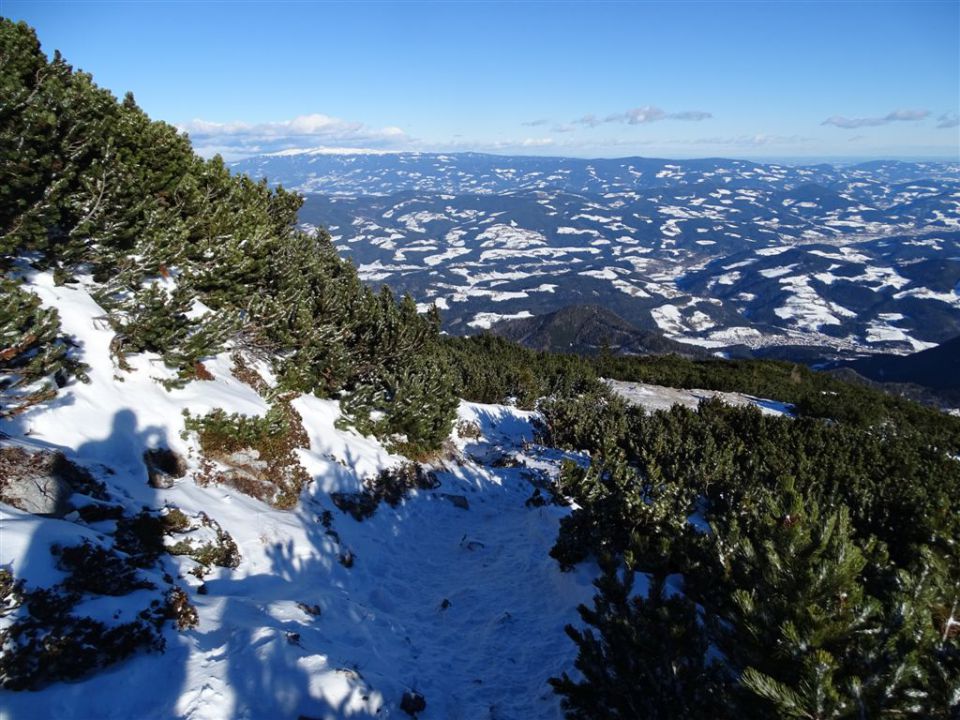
(5, 0), (959, 160)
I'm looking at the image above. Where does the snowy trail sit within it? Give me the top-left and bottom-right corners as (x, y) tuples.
(167, 410), (597, 720)
(0, 275), (596, 719)
(2, 410), (595, 720)
(323, 459), (596, 719)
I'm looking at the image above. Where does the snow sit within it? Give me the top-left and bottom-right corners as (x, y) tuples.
(0, 277), (597, 720)
(423, 247), (471, 266)
(755, 245), (793, 256)
(578, 268), (619, 281)
(476, 224), (547, 250)
(555, 227), (599, 236)
(467, 311), (534, 329)
(759, 265), (797, 279)
(605, 379), (794, 417)
(650, 303), (684, 335)
(774, 275), (857, 331)
(263, 147), (400, 157)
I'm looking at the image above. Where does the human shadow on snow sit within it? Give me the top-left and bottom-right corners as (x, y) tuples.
(0, 408), (188, 720)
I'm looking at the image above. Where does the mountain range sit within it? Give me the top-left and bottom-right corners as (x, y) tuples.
(231, 151), (960, 363)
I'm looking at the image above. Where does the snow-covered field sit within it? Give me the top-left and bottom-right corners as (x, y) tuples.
(0, 276), (596, 719)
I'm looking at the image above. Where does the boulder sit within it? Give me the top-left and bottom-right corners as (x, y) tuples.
(400, 691), (426, 716)
(441, 493), (470, 510)
(0, 447), (102, 517)
(144, 447), (188, 489)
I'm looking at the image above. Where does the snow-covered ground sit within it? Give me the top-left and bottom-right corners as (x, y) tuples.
(0, 275), (596, 719)
(604, 378), (794, 417)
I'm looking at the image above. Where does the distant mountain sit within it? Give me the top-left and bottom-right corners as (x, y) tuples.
(845, 335), (960, 391)
(232, 150), (960, 197)
(232, 150), (960, 361)
(488, 304), (708, 357)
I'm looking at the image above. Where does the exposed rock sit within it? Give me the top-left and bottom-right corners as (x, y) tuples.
(400, 691), (426, 716)
(212, 449), (280, 502)
(441, 493), (470, 510)
(146, 471), (175, 490)
(491, 453), (523, 468)
(524, 488), (547, 508)
(297, 602), (322, 617)
(0, 447), (103, 517)
(330, 491), (379, 521)
(143, 447), (187, 489)
(459, 535), (485, 551)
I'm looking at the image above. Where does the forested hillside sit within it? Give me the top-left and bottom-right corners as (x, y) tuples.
(0, 19), (456, 454)
(1, 18), (958, 719)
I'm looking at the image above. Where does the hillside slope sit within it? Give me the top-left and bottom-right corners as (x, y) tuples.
(0, 272), (595, 719)
(3, 19), (958, 720)
(235, 151), (960, 359)
(846, 334), (960, 391)
(489, 304), (707, 357)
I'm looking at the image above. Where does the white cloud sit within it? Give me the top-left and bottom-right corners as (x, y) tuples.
(936, 112), (960, 129)
(574, 114), (603, 127)
(567, 106), (712, 127)
(821, 108), (929, 129)
(689, 134), (810, 147)
(177, 113), (410, 158)
(518, 137), (555, 147)
(604, 105), (713, 124)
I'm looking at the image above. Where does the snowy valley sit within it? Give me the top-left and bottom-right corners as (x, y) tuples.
(233, 151), (960, 361)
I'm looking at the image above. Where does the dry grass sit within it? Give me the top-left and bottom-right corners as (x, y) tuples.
(187, 396), (310, 509)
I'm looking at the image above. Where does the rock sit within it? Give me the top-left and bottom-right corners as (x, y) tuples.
(2, 472), (71, 515)
(524, 488), (546, 508)
(400, 691), (426, 716)
(441, 493), (469, 510)
(147, 470), (175, 489)
(297, 602), (322, 617)
(459, 536), (485, 551)
(0, 448), (102, 517)
(330, 491), (379, 521)
(491, 453), (523, 468)
(144, 447), (187, 489)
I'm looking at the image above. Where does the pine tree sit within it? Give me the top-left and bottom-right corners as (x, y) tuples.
(0, 17), (457, 454)
(0, 277), (87, 417)
(708, 478), (943, 719)
(551, 564), (731, 720)
(97, 281), (235, 376)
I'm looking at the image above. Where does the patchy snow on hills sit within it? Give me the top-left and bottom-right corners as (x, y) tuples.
(0, 276), (597, 719)
(272, 155), (960, 359)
